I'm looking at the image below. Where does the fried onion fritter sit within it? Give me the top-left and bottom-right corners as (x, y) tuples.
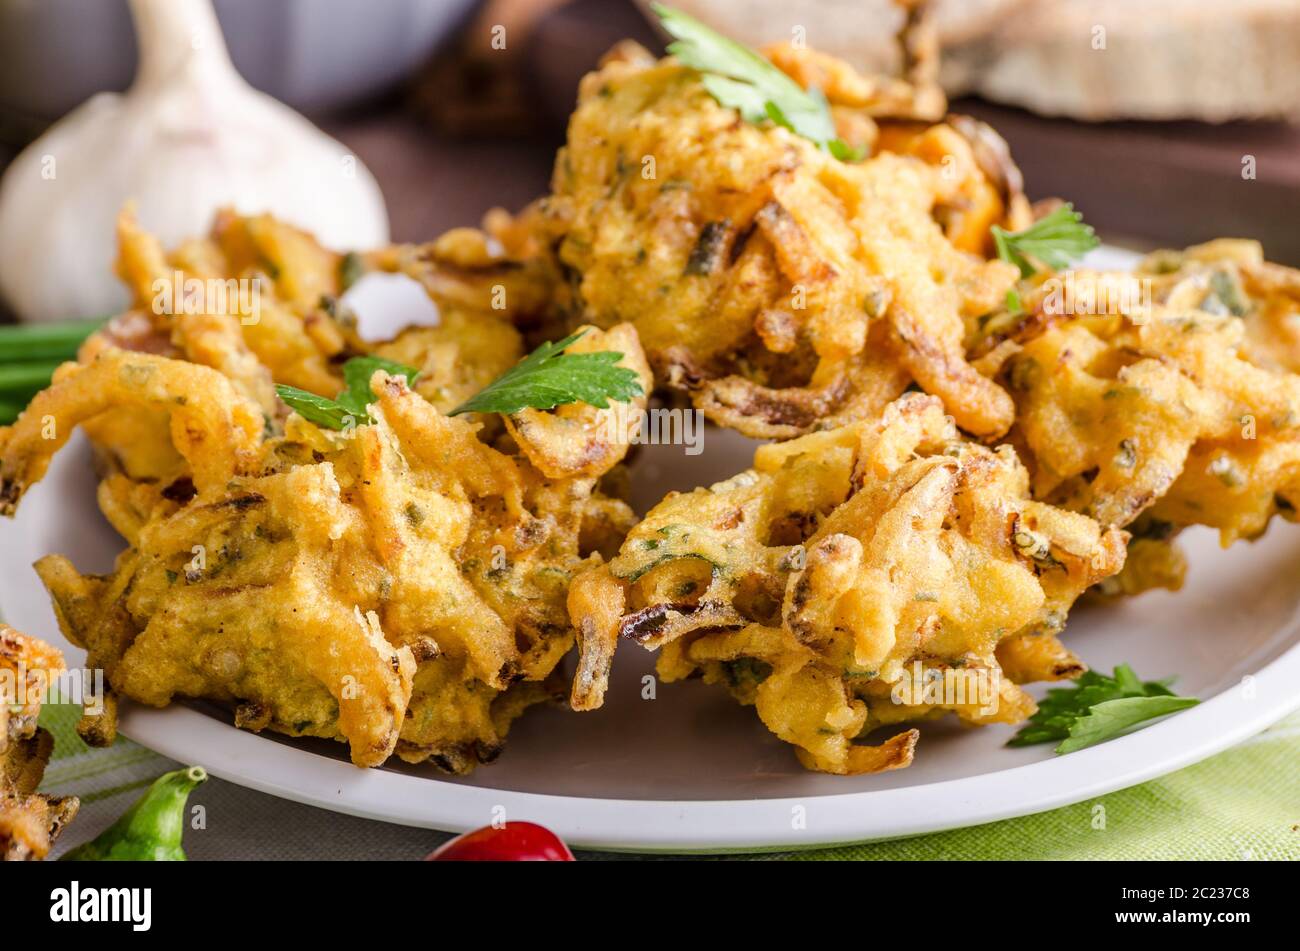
(1, 344), (643, 773)
(543, 35), (1028, 440)
(973, 245), (1300, 552)
(569, 393), (1126, 773)
(0, 626), (65, 754)
(1140, 239), (1300, 377)
(94, 205), (553, 422)
(1, 727), (80, 861)
(0, 627), (78, 861)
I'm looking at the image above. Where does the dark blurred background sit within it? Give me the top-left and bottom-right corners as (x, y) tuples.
(2, 0), (1297, 261)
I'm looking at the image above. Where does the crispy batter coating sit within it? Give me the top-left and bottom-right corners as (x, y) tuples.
(0, 626), (65, 753)
(760, 0), (946, 131)
(1142, 239), (1300, 376)
(0, 627), (77, 861)
(368, 210), (559, 340)
(569, 394), (1125, 773)
(365, 213), (560, 408)
(76, 212), (543, 544)
(98, 206), (551, 419)
(1, 727), (80, 861)
(3, 346), (642, 772)
(1090, 516), (1189, 600)
(542, 34), (1027, 440)
(0, 349), (264, 519)
(974, 246), (1300, 550)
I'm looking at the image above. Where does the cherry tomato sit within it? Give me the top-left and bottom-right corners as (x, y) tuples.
(426, 822), (575, 861)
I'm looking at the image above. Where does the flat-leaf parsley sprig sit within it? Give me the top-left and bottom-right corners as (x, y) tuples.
(277, 333), (643, 431)
(992, 202), (1099, 278)
(653, 4), (861, 161)
(1008, 663), (1198, 754)
(277, 355), (419, 430)
(449, 330), (643, 416)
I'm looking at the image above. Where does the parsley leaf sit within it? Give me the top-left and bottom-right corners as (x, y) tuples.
(992, 202), (1100, 278)
(277, 355), (419, 430)
(278, 336), (641, 429)
(338, 356), (419, 417)
(1008, 663), (1198, 754)
(275, 385), (361, 431)
(449, 331), (643, 417)
(653, 4), (857, 160)
(1056, 695), (1200, 754)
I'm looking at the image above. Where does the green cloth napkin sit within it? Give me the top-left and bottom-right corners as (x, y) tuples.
(35, 702), (1300, 860)
(792, 712), (1300, 861)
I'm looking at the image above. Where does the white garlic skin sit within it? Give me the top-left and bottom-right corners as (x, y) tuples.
(0, 0), (389, 323)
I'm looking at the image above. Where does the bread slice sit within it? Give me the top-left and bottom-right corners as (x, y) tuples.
(636, 0), (1028, 78)
(942, 0), (1300, 122)
(639, 0), (1300, 122)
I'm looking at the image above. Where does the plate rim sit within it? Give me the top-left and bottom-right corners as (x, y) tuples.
(114, 637), (1300, 852)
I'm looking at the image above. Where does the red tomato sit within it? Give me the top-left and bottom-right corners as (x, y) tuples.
(426, 822), (575, 861)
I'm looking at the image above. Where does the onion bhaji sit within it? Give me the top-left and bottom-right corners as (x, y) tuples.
(541, 28), (1031, 440)
(0, 332), (648, 773)
(1, 727), (80, 861)
(0, 626), (79, 860)
(568, 394), (1126, 773)
(971, 240), (1300, 593)
(1, 625), (64, 751)
(73, 210), (547, 545)
(95, 204), (557, 421)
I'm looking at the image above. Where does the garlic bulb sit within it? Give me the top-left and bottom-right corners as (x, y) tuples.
(0, 0), (389, 323)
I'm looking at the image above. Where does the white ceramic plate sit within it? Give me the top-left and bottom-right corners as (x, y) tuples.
(5, 248), (1300, 852)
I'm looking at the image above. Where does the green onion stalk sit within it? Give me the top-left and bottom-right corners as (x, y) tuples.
(0, 318), (105, 424)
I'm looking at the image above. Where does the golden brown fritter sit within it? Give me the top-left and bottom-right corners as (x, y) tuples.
(973, 248), (1300, 548)
(542, 37), (1028, 440)
(2, 339), (645, 773)
(568, 394), (1125, 773)
(95, 206), (553, 420)
(0, 627), (77, 861)
(1, 625), (65, 752)
(76, 210), (553, 537)
(1, 728), (80, 861)
(1091, 515), (1189, 600)
(1141, 239), (1300, 376)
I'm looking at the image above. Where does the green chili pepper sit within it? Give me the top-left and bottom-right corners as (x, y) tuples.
(61, 765), (207, 861)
